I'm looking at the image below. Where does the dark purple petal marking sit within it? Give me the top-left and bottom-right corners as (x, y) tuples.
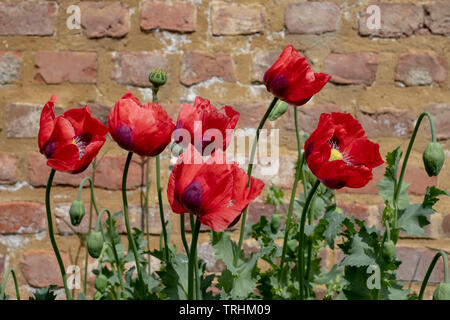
(181, 180), (203, 213)
(43, 141), (57, 158)
(114, 125), (133, 150)
(321, 178), (346, 189)
(268, 75), (289, 98)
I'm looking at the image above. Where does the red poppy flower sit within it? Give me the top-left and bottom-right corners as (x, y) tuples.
(167, 147), (264, 232)
(108, 91), (175, 157)
(263, 45), (331, 106)
(174, 97), (239, 155)
(304, 112), (384, 189)
(38, 96), (108, 174)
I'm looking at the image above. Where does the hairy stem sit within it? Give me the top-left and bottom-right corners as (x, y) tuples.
(0, 269), (20, 300)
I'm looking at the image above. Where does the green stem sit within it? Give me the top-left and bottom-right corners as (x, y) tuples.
(279, 107), (304, 280)
(304, 193), (318, 298)
(0, 269), (20, 300)
(188, 217), (201, 300)
(236, 97), (278, 262)
(156, 155), (170, 262)
(122, 152), (144, 284)
(393, 112), (437, 230)
(180, 214), (190, 256)
(45, 169), (72, 300)
(297, 180), (321, 299)
(418, 250), (449, 300)
(144, 159), (151, 273)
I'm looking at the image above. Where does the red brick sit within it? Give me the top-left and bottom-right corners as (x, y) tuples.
(397, 247), (450, 283)
(424, 2), (450, 36)
(359, 3), (424, 38)
(54, 202), (92, 235)
(243, 240), (261, 259)
(285, 2), (340, 34)
(442, 214), (450, 237)
(111, 51), (167, 87)
(20, 250), (71, 288)
(5, 103), (63, 138)
(0, 202), (46, 234)
(0, 52), (23, 85)
(231, 102), (274, 130)
(324, 52), (378, 86)
(338, 202), (381, 228)
(211, 2), (265, 36)
(180, 51), (236, 86)
(355, 107), (415, 138)
(28, 153), (143, 190)
(79, 1), (129, 39)
(128, 204), (171, 235)
(0, 1), (56, 36)
(425, 103), (450, 141)
(396, 53), (448, 86)
(197, 242), (225, 272)
(0, 256), (4, 278)
(285, 104), (343, 133)
(0, 153), (18, 184)
(251, 49), (283, 84)
(140, 1), (196, 33)
(34, 51), (97, 84)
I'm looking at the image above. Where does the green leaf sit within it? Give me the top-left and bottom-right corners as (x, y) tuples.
(423, 186), (449, 207)
(340, 235), (376, 267)
(29, 285), (57, 300)
(322, 206), (345, 248)
(265, 184), (285, 208)
(397, 204), (433, 236)
(342, 266), (379, 300)
(157, 254), (188, 299)
(231, 254), (259, 298)
(212, 233), (238, 275)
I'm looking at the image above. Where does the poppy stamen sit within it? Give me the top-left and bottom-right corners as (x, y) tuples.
(73, 133), (91, 160)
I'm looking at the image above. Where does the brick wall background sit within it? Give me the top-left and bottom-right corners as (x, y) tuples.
(0, 0), (449, 299)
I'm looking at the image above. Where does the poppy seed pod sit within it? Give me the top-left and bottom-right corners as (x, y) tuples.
(69, 200), (85, 226)
(433, 283), (450, 300)
(149, 68), (167, 87)
(382, 240), (396, 261)
(87, 231), (104, 259)
(94, 274), (108, 292)
(423, 142), (445, 177)
(268, 100), (289, 121)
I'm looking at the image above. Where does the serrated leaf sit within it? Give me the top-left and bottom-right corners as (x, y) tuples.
(323, 207), (345, 248)
(231, 254), (259, 298)
(212, 233), (238, 275)
(397, 204), (433, 236)
(340, 235), (376, 267)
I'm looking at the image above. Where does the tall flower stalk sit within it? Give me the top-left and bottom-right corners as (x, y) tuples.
(0, 269), (20, 300)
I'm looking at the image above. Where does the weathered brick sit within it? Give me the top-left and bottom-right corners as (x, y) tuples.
(55, 202), (92, 235)
(77, 102), (111, 126)
(140, 1), (196, 33)
(442, 214), (450, 237)
(34, 51), (98, 84)
(397, 247), (449, 283)
(251, 49), (283, 84)
(0, 255), (4, 278)
(79, 1), (129, 39)
(355, 107), (416, 138)
(246, 201), (275, 226)
(197, 242), (225, 272)
(28, 153), (143, 190)
(425, 103), (450, 141)
(0, 202), (45, 234)
(338, 202), (381, 228)
(20, 250), (71, 288)
(211, 2), (265, 36)
(285, 104), (343, 133)
(424, 2), (450, 36)
(324, 52), (378, 86)
(129, 204), (171, 235)
(0, 52), (23, 85)
(5, 103), (63, 138)
(359, 3), (424, 38)
(180, 51), (236, 86)
(0, 153), (18, 184)
(396, 53), (448, 86)
(0, 1), (56, 36)
(111, 51), (167, 87)
(285, 2), (340, 34)
(231, 102), (274, 130)
(243, 239), (261, 259)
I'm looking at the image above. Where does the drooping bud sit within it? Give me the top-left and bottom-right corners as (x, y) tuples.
(69, 200), (85, 226)
(94, 274), (108, 292)
(382, 240), (396, 261)
(433, 282), (450, 300)
(423, 142), (445, 177)
(149, 68), (167, 87)
(268, 100), (289, 121)
(87, 231), (104, 259)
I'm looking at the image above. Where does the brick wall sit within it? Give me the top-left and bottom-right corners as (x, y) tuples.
(0, 0), (449, 299)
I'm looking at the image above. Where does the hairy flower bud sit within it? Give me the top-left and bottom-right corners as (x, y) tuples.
(433, 282), (450, 300)
(423, 142), (445, 177)
(69, 200), (85, 226)
(268, 100), (289, 121)
(87, 231), (104, 259)
(382, 240), (396, 261)
(94, 274), (108, 292)
(149, 68), (167, 87)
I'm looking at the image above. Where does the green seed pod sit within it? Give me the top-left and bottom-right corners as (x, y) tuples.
(433, 282), (450, 300)
(382, 240), (396, 261)
(69, 200), (85, 226)
(94, 274), (108, 292)
(268, 100), (289, 121)
(271, 215), (281, 232)
(87, 232), (104, 259)
(423, 142), (445, 177)
(149, 68), (167, 87)
(287, 239), (297, 253)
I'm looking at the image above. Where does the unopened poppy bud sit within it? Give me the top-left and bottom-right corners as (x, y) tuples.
(433, 282), (450, 300)
(87, 232), (104, 259)
(69, 200), (85, 226)
(149, 68), (167, 87)
(287, 239), (297, 253)
(94, 274), (108, 292)
(268, 100), (289, 121)
(423, 142), (445, 177)
(271, 215), (281, 232)
(382, 240), (396, 261)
